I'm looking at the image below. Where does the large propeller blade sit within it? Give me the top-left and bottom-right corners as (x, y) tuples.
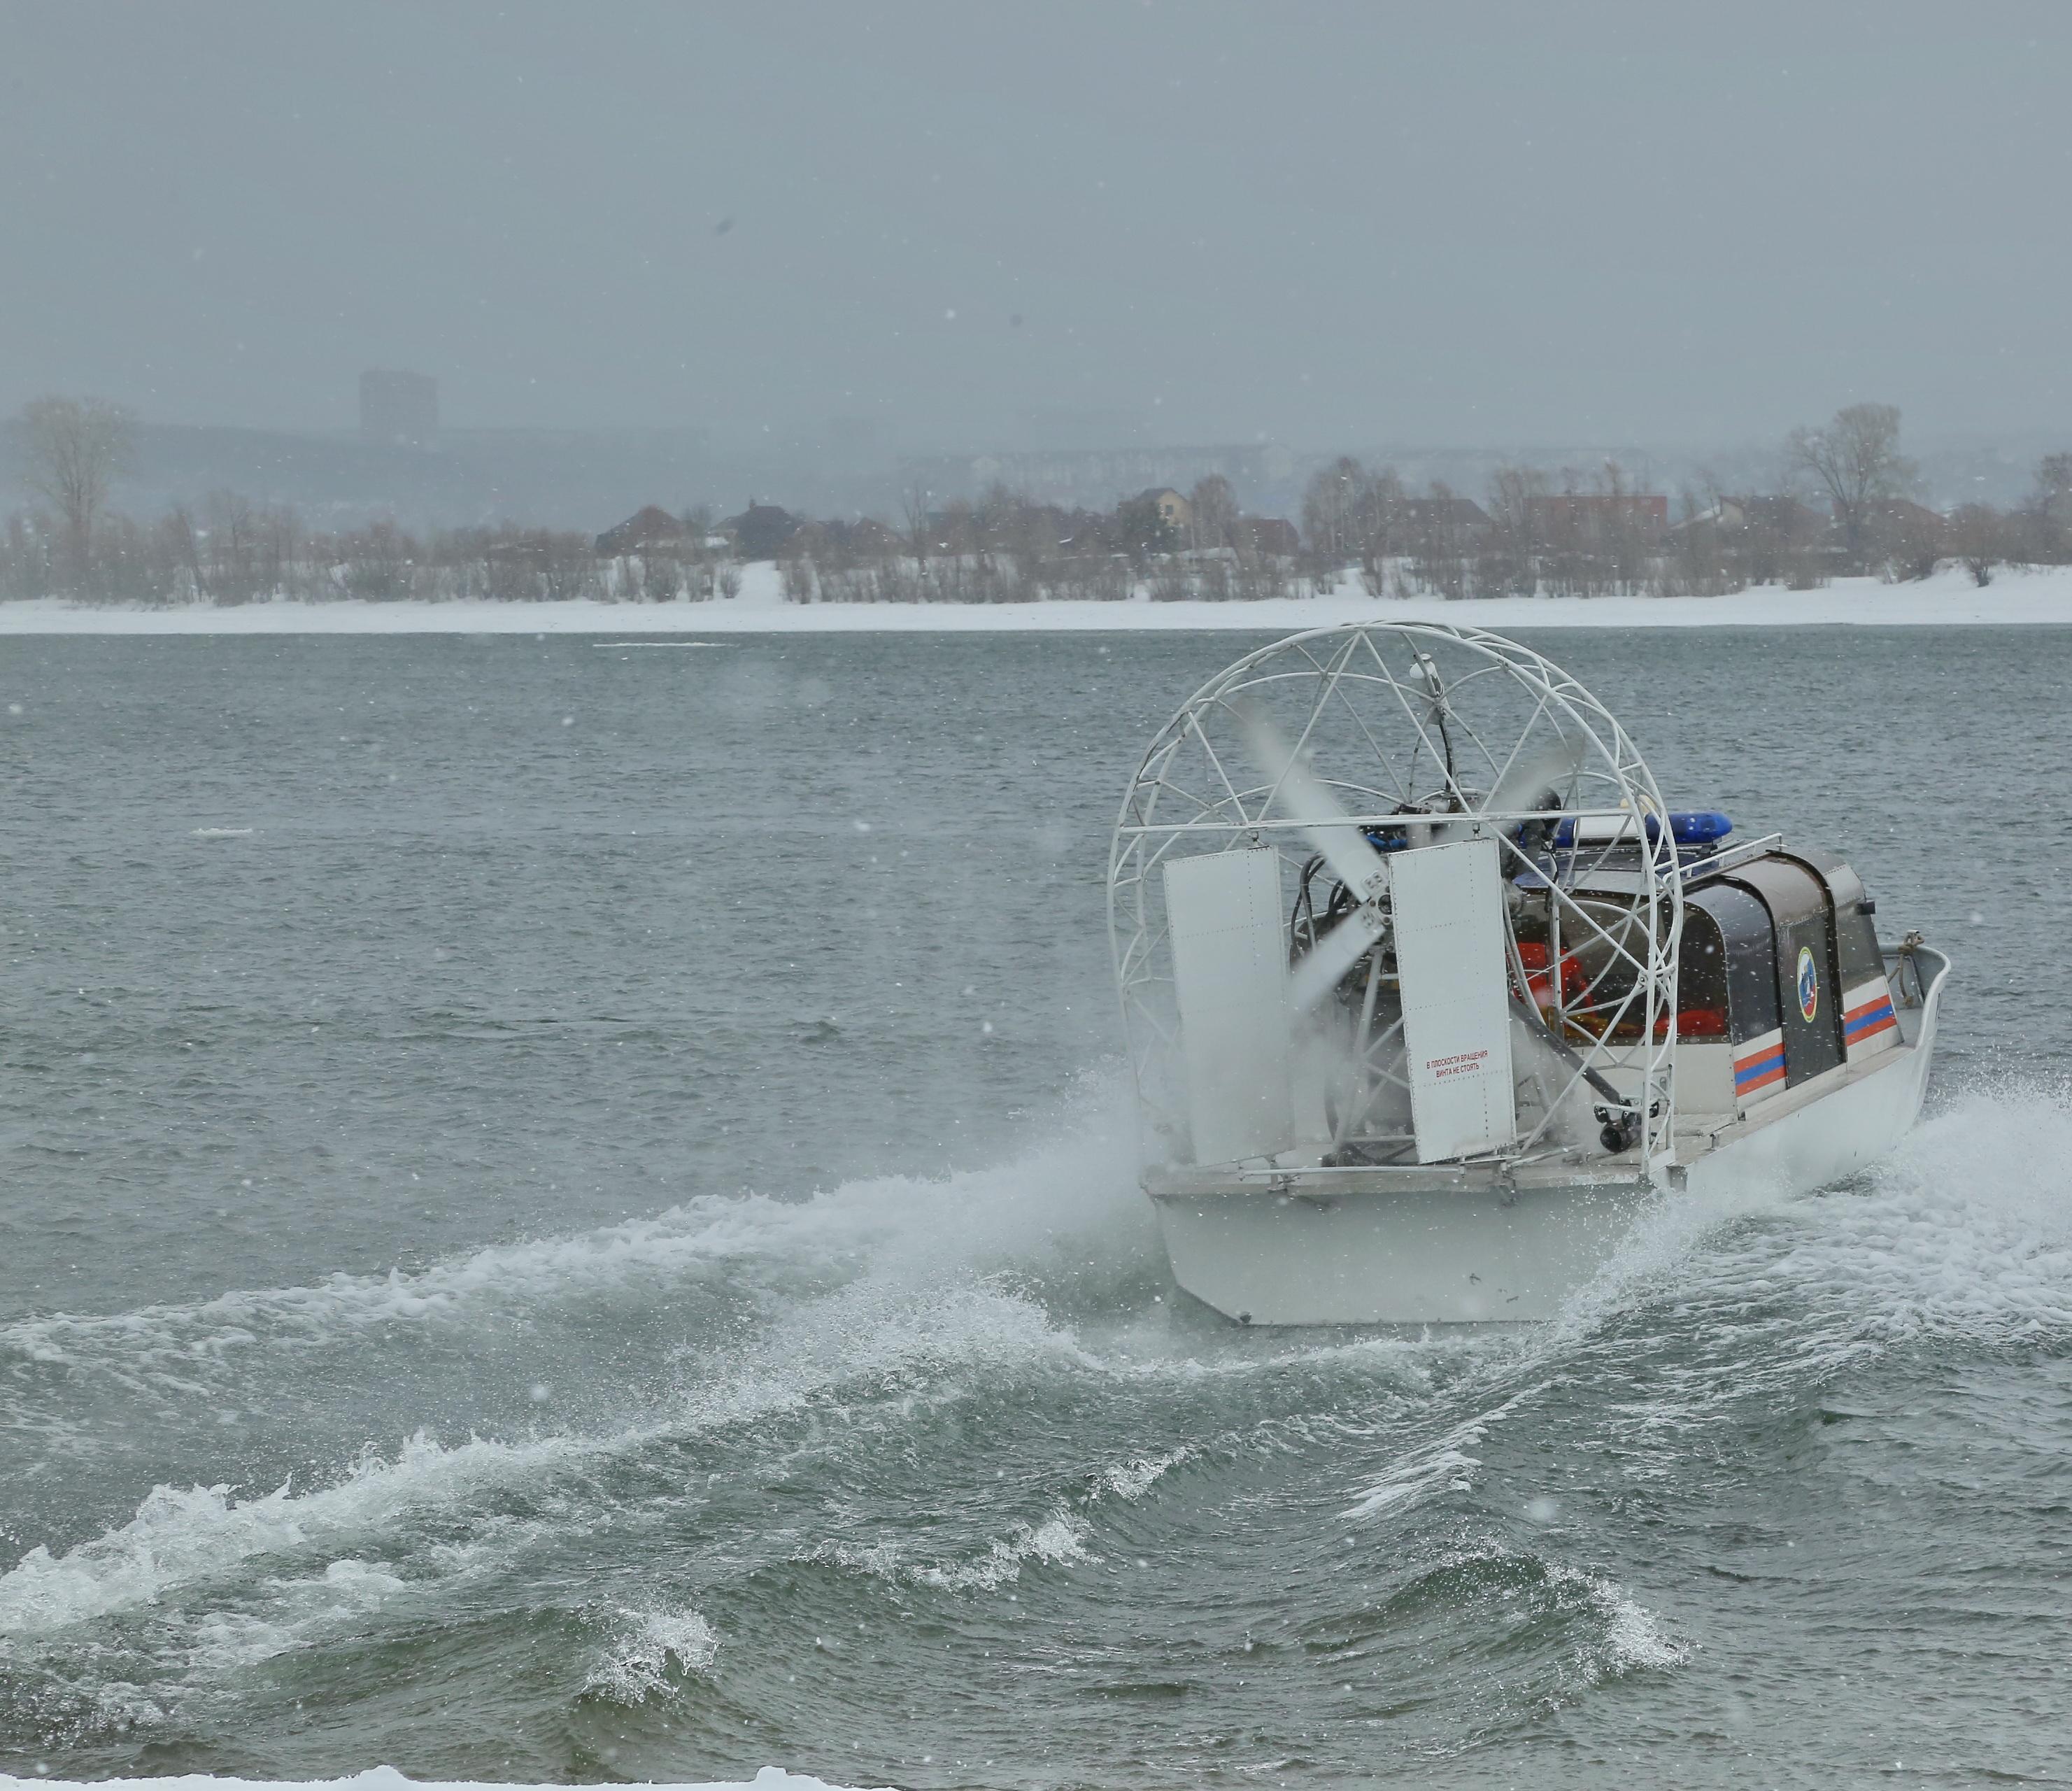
(1230, 702), (1390, 901)
(1486, 732), (1584, 819)
(1428, 731), (1585, 848)
(1287, 904), (1386, 1013)
(1228, 700), (1394, 1012)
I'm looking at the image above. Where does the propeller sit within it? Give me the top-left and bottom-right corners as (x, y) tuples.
(1485, 731), (1584, 819)
(1428, 731), (1585, 847)
(1288, 904), (1386, 1012)
(1230, 702), (1389, 901)
(1229, 701), (1393, 1012)
(1232, 702), (1584, 1017)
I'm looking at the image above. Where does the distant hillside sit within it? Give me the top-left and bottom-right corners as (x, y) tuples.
(0, 422), (723, 531)
(3, 418), (2057, 533)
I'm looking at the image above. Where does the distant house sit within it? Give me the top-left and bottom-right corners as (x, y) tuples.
(810, 516), (899, 556)
(1866, 498), (1946, 535)
(595, 505), (694, 556)
(1528, 493), (1668, 540)
(1141, 488), (1193, 535)
(1673, 495), (1945, 552)
(1400, 497), (1494, 544)
(1670, 495), (1824, 541)
(1402, 496), (1493, 528)
(726, 500), (802, 560)
(1230, 515), (1299, 557)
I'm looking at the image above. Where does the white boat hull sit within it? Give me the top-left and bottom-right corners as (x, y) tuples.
(1148, 947), (1948, 1326)
(1151, 1170), (1654, 1324)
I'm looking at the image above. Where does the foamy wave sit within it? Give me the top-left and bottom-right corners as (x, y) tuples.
(806, 1438), (1175, 1599)
(1, 1082), (1144, 1401)
(1089, 1446), (1192, 1501)
(0, 1433), (561, 1638)
(178, 1557), (416, 1674)
(1, 1276), (1095, 1641)
(582, 1605), (721, 1704)
(912, 1513), (1094, 1590)
(86, 1679), (168, 1732)
(817, 1510), (1094, 1594)
(1096, 1324), (1477, 1389)
(1449, 1085), (2072, 1456)
(1547, 1562), (1690, 1678)
(1781, 1091), (2072, 1347)
(1342, 1385), (1544, 1520)
(711, 1277), (1095, 1406)
(1409, 1542), (1689, 1691)
(1577, 1087), (2072, 1420)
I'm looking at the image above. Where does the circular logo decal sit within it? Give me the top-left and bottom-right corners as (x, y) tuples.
(1796, 945), (1819, 1022)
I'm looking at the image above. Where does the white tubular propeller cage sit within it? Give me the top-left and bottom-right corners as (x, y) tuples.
(1106, 621), (1683, 1171)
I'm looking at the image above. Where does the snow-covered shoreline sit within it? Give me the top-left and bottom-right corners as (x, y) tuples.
(2, 564), (2068, 635)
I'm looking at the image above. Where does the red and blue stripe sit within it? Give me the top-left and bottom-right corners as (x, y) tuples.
(1733, 1042), (1787, 1094)
(1844, 994), (1898, 1045)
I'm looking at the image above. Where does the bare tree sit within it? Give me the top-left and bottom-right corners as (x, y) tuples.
(17, 395), (135, 588)
(1947, 504), (2001, 586)
(203, 488), (260, 602)
(1785, 402), (1915, 569)
(339, 518), (416, 600)
(1353, 466), (1404, 594)
(1407, 480), (1473, 600)
(0, 514), (56, 600)
(1301, 456), (1370, 568)
(254, 501), (299, 598)
(1188, 474), (1237, 551)
(1664, 488), (1722, 597)
(1875, 502), (1945, 583)
(2022, 453), (2072, 563)
(143, 504), (205, 602)
(1482, 465), (1547, 596)
(1592, 459), (1655, 593)
(900, 484), (935, 566)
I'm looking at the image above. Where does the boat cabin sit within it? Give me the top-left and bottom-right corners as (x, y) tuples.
(1678, 849), (1899, 1118)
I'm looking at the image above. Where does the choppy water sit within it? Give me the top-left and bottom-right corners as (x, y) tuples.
(2, 627), (2070, 1788)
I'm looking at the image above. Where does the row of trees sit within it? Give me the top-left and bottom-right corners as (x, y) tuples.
(0, 493), (639, 606)
(791, 404), (2070, 603)
(776, 479), (1293, 604)
(13, 395), (133, 590)
(0, 395), (1291, 605)
(0, 397), (746, 604)
(1294, 406), (2072, 597)
(9, 394), (2072, 604)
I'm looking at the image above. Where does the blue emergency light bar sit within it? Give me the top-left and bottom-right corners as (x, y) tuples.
(1551, 810), (1734, 849)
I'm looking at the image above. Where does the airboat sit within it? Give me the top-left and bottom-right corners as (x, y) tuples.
(1107, 622), (1949, 1325)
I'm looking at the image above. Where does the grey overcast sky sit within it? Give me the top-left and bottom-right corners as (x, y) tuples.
(3, 0), (2067, 450)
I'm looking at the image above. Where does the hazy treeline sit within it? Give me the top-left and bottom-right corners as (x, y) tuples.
(0, 407), (1298, 604)
(8, 395), (2072, 605)
(1308, 458), (1726, 600)
(0, 395), (728, 605)
(0, 497), (619, 606)
(1310, 407), (2072, 599)
(777, 477), (1292, 604)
